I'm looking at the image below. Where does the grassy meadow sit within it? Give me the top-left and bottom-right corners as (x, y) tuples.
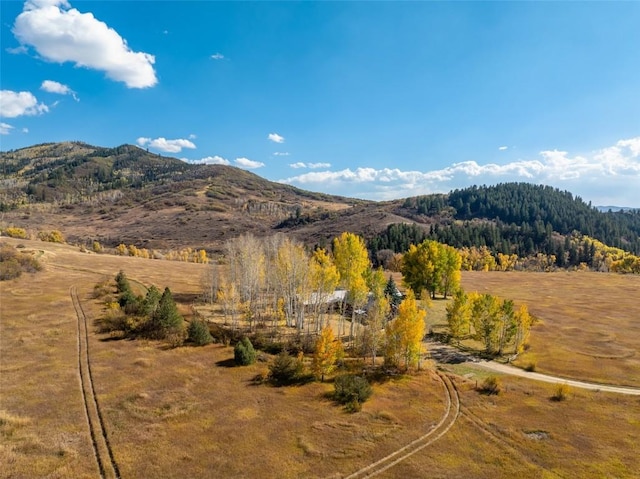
(1, 238), (639, 478)
(460, 271), (640, 388)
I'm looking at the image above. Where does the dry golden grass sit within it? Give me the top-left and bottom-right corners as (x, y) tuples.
(461, 271), (640, 387)
(379, 374), (640, 479)
(1, 239), (639, 478)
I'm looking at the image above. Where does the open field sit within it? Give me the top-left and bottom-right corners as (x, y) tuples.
(461, 271), (640, 388)
(1, 239), (639, 478)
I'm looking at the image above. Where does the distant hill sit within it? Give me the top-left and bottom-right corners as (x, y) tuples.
(0, 142), (363, 251)
(368, 183), (640, 268)
(2, 143), (639, 267)
(596, 206), (637, 213)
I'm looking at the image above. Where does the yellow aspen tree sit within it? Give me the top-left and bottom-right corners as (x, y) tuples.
(332, 232), (370, 340)
(312, 326), (344, 382)
(198, 249), (209, 264)
(128, 244), (139, 257)
(446, 289), (471, 343)
(362, 268), (389, 365)
(385, 290), (426, 370)
(226, 234), (265, 322)
(514, 304), (533, 353)
(116, 243), (127, 256)
(217, 278), (240, 330)
(440, 244), (462, 299)
(275, 238), (311, 331)
(309, 248), (340, 331)
(470, 293), (502, 354)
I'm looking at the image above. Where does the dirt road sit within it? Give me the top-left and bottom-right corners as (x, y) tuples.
(427, 339), (640, 396)
(472, 360), (640, 395)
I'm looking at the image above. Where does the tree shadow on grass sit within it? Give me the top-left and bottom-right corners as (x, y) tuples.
(172, 293), (201, 304)
(99, 335), (128, 342)
(215, 358), (237, 368)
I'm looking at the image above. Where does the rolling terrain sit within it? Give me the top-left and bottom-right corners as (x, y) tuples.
(1, 238), (639, 478)
(2, 142), (639, 262)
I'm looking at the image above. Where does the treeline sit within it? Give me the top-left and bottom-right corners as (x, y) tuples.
(370, 183), (640, 272)
(371, 222), (640, 273)
(398, 183), (640, 255)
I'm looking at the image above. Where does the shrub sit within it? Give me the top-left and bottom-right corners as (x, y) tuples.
(3, 227), (27, 239)
(334, 374), (372, 412)
(552, 383), (570, 401)
(38, 230), (64, 243)
(115, 270), (131, 293)
(268, 352), (303, 385)
(0, 244), (42, 281)
(234, 337), (257, 366)
(188, 318), (213, 346)
(118, 290), (141, 315)
(480, 375), (503, 395)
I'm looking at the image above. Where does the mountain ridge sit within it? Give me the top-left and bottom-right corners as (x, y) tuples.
(1, 142), (639, 264)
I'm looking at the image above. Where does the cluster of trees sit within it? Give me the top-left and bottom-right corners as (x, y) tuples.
(446, 290), (533, 355)
(112, 271), (212, 346)
(206, 233), (353, 336)
(203, 232), (430, 369)
(113, 243), (209, 263)
(401, 240), (462, 299)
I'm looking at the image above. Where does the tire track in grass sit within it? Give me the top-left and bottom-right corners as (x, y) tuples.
(460, 405), (567, 479)
(71, 286), (121, 479)
(343, 371), (460, 478)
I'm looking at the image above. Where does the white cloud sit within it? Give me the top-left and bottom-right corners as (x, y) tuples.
(0, 90), (49, 117)
(498, 146), (508, 151)
(13, 0), (157, 88)
(268, 133), (285, 143)
(6, 45), (28, 54)
(188, 133), (197, 140)
(235, 157), (265, 169)
(136, 137), (196, 153)
(616, 138), (640, 157)
(289, 162), (331, 169)
(279, 136), (640, 205)
(22, 127), (29, 133)
(41, 80), (79, 101)
(309, 162), (331, 169)
(273, 152), (289, 156)
(211, 53), (224, 60)
(185, 155), (230, 165)
(0, 122), (14, 135)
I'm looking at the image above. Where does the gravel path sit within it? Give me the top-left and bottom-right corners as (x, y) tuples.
(427, 339), (640, 396)
(471, 361), (640, 395)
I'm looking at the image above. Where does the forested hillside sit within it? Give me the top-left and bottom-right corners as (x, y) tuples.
(371, 183), (640, 271)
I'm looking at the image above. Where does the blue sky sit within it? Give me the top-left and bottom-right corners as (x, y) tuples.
(1, 1), (639, 206)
